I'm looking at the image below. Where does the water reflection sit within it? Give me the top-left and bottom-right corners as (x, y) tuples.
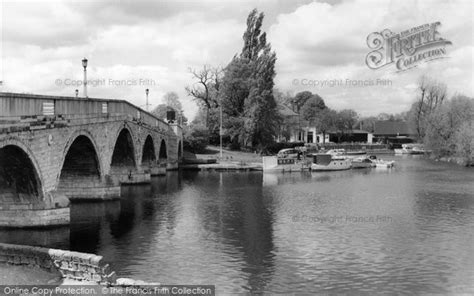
(0, 157), (473, 294)
(0, 227), (70, 249)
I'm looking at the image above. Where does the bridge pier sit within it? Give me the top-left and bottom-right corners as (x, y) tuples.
(57, 179), (121, 202)
(144, 163), (167, 176)
(109, 168), (151, 185)
(0, 191), (70, 228)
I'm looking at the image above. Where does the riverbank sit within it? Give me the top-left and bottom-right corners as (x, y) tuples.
(430, 155), (473, 167)
(184, 145), (392, 171)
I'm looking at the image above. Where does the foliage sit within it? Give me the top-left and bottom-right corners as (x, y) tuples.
(423, 95), (474, 160)
(185, 65), (222, 134)
(220, 8), (280, 151)
(151, 104), (169, 120)
(152, 92), (188, 124)
(315, 109), (337, 143)
(291, 91), (313, 113)
(163, 92), (183, 110)
(408, 75), (447, 140)
(183, 124), (209, 154)
(299, 93), (327, 124)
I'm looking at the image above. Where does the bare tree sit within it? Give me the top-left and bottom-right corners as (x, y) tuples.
(411, 75), (447, 140)
(185, 65), (222, 109)
(185, 65), (223, 128)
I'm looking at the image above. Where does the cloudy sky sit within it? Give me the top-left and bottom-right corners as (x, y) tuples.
(1, 0), (472, 119)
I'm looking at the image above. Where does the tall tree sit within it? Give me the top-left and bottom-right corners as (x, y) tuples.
(220, 9), (279, 150)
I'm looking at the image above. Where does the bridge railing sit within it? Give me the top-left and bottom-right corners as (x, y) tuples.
(0, 92), (172, 132)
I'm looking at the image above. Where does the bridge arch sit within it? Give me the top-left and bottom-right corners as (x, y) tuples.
(0, 139), (43, 203)
(141, 135), (156, 166)
(159, 139), (167, 161)
(111, 127), (136, 169)
(58, 134), (101, 188)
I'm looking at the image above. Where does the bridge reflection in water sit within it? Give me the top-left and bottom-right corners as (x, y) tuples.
(0, 92), (183, 227)
(0, 157), (473, 294)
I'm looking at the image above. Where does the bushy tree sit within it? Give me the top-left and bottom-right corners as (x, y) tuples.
(183, 123), (209, 154)
(316, 109), (337, 144)
(220, 9), (280, 150)
(424, 95), (473, 159)
(408, 75), (447, 140)
(152, 92), (187, 124)
(300, 94), (327, 125)
(334, 109), (358, 142)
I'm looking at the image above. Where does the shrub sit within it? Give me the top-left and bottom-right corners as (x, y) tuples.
(183, 125), (209, 154)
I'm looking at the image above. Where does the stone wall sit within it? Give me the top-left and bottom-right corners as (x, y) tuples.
(0, 243), (116, 284)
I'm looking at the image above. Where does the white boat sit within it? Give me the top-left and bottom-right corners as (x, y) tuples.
(372, 159), (395, 168)
(351, 157), (375, 169)
(310, 154), (351, 171)
(394, 144), (426, 155)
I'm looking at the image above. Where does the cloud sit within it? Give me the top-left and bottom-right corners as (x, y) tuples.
(269, 0), (473, 115)
(1, 0), (472, 120)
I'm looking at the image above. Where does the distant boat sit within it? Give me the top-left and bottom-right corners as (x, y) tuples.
(351, 157), (375, 169)
(345, 150), (367, 156)
(325, 149), (366, 157)
(372, 159), (395, 168)
(325, 149), (346, 156)
(394, 144), (426, 155)
(310, 154), (352, 171)
(367, 155), (395, 168)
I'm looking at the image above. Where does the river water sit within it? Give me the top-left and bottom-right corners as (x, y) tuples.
(1, 155), (473, 294)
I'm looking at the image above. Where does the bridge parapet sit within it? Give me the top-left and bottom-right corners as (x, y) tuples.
(0, 92), (173, 134)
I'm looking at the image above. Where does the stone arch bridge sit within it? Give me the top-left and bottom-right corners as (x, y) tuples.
(0, 93), (183, 227)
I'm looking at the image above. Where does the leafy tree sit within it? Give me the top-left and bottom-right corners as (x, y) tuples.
(183, 123), (209, 154)
(220, 9), (279, 150)
(424, 95), (473, 160)
(356, 116), (378, 132)
(151, 104), (169, 120)
(291, 91), (313, 113)
(300, 94), (327, 125)
(316, 108), (337, 144)
(152, 92), (187, 124)
(334, 109), (358, 142)
(163, 92), (182, 110)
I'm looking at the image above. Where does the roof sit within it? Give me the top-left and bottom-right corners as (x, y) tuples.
(374, 121), (413, 135)
(278, 104), (298, 116)
(321, 129), (371, 134)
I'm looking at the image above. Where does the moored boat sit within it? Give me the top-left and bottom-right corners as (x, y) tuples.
(351, 157), (375, 169)
(262, 156), (311, 172)
(372, 159), (395, 168)
(394, 144), (426, 155)
(310, 154), (351, 171)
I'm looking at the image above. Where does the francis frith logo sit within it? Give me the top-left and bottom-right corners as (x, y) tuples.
(366, 22), (452, 71)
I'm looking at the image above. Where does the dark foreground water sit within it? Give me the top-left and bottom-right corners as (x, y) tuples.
(1, 155), (473, 294)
